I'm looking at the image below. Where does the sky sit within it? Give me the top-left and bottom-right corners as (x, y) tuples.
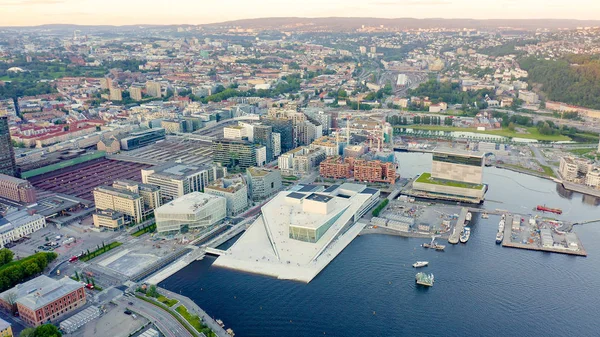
(1, 0), (600, 26)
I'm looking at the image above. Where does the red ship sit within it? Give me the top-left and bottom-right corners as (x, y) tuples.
(536, 205), (562, 215)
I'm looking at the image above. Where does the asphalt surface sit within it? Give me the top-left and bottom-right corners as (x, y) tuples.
(120, 295), (193, 337)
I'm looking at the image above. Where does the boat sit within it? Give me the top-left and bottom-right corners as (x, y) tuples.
(460, 227), (471, 243)
(498, 220), (505, 232)
(422, 236), (446, 250)
(412, 261), (429, 268)
(415, 272), (434, 287)
(536, 205), (562, 215)
(496, 231), (504, 244)
(481, 213), (489, 219)
(216, 319), (224, 327)
(465, 212), (472, 223)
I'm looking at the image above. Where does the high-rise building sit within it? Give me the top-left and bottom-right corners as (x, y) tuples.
(146, 81), (162, 98)
(100, 77), (112, 90)
(0, 116), (17, 177)
(246, 167), (282, 201)
(253, 124), (273, 160)
(109, 87), (122, 101)
(212, 139), (258, 170)
(129, 86), (143, 101)
(0, 173), (36, 204)
(205, 175), (248, 216)
(260, 117), (293, 153)
(272, 133), (281, 157)
(141, 163), (223, 202)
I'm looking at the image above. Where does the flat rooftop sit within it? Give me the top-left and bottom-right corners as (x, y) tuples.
(415, 172), (484, 190)
(433, 147), (484, 158)
(155, 192), (224, 214)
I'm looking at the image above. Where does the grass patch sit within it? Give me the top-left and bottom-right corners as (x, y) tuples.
(371, 199), (389, 217)
(175, 305), (214, 336)
(157, 295), (178, 307)
(131, 224), (156, 237)
(538, 163), (556, 178)
(567, 148), (599, 160)
(282, 175), (299, 181)
(404, 125), (572, 141)
(79, 242), (122, 262)
(415, 172), (484, 189)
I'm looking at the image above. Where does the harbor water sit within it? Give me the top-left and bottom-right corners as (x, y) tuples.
(160, 152), (600, 337)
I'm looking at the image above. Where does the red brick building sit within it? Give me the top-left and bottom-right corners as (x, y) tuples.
(319, 156), (398, 184)
(0, 174), (36, 204)
(0, 276), (86, 326)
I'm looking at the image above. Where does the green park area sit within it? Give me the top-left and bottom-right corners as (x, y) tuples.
(406, 125), (572, 142)
(415, 173), (484, 190)
(0, 250), (57, 292)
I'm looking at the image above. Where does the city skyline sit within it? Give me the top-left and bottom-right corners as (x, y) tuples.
(1, 0), (600, 26)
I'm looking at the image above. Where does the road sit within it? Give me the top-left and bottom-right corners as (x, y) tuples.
(119, 295), (193, 337)
(159, 287), (230, 337)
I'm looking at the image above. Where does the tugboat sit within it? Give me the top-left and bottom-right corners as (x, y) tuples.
(460, 227), (471, 243)
(496, 231), (504, 244)
(415, 272), (434, 287)
(412, 261), (429, 268)
(422, 236), (446, 250)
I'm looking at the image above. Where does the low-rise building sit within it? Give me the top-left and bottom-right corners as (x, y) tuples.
(0, 318), (12, 337)
(0, 210), (46, 248)
(154, 192), (226, 234)
(246, 167), (282, 201)
(205, 175), (248, 216)
(310, 136), (339, 156)
(92, 210), (125, 230)
(0, 275), (86, 327)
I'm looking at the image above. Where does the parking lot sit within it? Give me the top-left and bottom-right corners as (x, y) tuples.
(69, 302), (148, 337)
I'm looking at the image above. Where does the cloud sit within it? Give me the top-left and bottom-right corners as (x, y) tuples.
(371, 0), (452, 5)
(0, 0), (66, 6)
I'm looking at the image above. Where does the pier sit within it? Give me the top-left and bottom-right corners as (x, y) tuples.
(448, 207), (468, 244)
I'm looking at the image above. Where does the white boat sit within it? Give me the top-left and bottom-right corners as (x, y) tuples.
(496, 231), (504, 244)
(481, 213), (489, 219)
(465, 212), (472, 223)
(460, 227), (471, 243)
(498, 220), (505, 232)
(412, 261), (429, 268)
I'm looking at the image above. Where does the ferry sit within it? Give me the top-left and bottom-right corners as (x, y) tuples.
(496, 231), (504, 244)
(460, 227), (471, 243)
(412, 261), (429, 268)
(415, 272), (434, 287)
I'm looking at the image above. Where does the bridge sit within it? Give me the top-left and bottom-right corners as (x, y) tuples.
(205, 247), (226, 256)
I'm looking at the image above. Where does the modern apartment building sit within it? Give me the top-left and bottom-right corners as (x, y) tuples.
(205, 175), (248, 216)
(246, 167), (282, 201)
(141, 163), (224, 202)
(109, 87), (122, 101)
(0, 116), (17, 177)
(0, 276), (86, 327)
(310, 136), (339, 156)
(212, 139), (257, 170)
(146, 81), (162, 98)
(260, 117), (294, 153)
(154, 192), (226, 233)
(319, 156), (352, 179)
(319, 157), (397, 184)
(129, 86), (143, 101)
(0, 174), (36, 204)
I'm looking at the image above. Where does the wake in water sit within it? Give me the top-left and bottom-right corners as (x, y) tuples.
(487, 172), (554, 194)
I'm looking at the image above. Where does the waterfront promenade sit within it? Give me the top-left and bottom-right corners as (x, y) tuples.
(158, 287), (230, 337)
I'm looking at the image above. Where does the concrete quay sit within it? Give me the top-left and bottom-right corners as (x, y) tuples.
(501, 213), (587, 257)
(448, 207), (468, 244)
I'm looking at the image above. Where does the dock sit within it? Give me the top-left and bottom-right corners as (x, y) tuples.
(448, 207), (468, 244)
(501, 213), (587, 257)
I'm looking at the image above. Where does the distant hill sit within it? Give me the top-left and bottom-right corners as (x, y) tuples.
(203, 17), (600, 31)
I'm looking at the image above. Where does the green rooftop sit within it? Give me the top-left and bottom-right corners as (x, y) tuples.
(415, 172), (484, 190)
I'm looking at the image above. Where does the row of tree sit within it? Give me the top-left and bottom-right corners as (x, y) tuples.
(387, 115), (453, 126)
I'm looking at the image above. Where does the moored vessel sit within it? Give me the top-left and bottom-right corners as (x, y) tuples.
(460, 227), (471, 243)
(415, 272), (434, 286)
(496, 231), (503, 244)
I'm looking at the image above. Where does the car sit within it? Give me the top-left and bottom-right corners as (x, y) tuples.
(128, 302), (133, 305)
(124, 310), (132, 315)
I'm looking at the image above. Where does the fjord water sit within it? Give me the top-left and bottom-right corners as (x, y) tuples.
(161, 153), (600, 337)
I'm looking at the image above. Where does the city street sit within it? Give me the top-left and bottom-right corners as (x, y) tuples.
(119, 295), (193, 337)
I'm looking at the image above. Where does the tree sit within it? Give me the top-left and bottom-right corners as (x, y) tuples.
(32, 324), (62, 337)
(19, 328), (36, 337)
(147, 284), (159, 298)
(508, 122), (516, 131)
(0, 248), (14, 266)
